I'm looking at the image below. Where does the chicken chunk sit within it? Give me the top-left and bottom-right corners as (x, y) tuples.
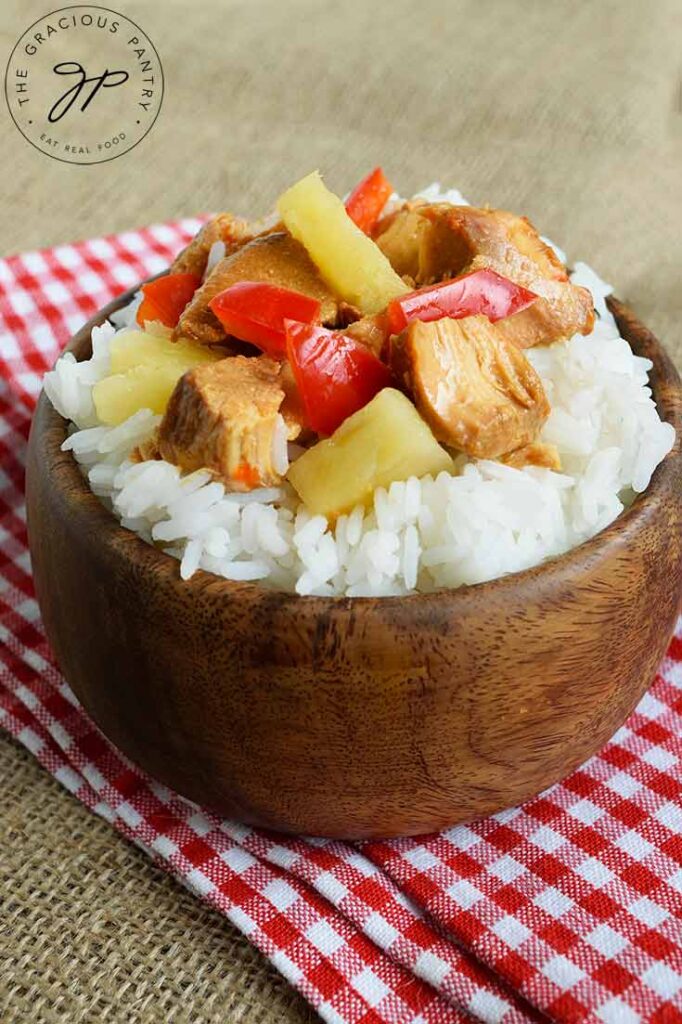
(170, 213), (254, 278)
(336, 301), (363, 328)
(374, 203), (566, 286)
(390, 315), (550, 459)
(501, 441), (561, 472)
(344, 313), (389, 357)
(375, 204), (594, 347)
(174, 232), (339, 346)
(130, 430), (161, 464)
(372, 205), (429, 282)
(279, 360), (311, 443)
(158, 356), (301, 490)
(489, 264), (595, 350)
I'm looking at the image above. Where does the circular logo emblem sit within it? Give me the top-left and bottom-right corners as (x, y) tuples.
(4, 5), (164, 165)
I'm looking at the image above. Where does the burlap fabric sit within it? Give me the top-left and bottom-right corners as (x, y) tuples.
(1, 1), (680, 1021)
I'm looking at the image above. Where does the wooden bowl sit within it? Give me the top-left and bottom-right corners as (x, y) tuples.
(26, 293), (682, 839)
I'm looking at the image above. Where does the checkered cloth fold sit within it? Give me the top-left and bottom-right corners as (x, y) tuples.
(1, 224), (681, 1024)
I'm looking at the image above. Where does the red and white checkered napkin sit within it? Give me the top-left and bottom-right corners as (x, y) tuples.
(1, 224), (682, 1024)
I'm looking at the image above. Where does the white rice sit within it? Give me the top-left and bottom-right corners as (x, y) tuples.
(43, 185), (676, 596)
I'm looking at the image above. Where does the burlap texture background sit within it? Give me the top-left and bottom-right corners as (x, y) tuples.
(1, 1), (680, 1020)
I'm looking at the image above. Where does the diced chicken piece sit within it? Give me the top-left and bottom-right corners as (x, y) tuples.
(390, 315), (550, 459)
(375, 204), (594, 346)
(279, 360), (311, 442)
(375, 203), (566, 285)
(336, 301), (363, 328)
(488, 264), (595, 350)
(428, 206), (567, 283)
(158, 356), (301, 490)
(372, 206), (428, 282)
(170, 213), (255, 278)
(130, 430), (161, 464)
(306, 300), (387, 359)
(174, 232), (339, 346)
(501, 441), (561, 472)
(344, 313), (388, 357)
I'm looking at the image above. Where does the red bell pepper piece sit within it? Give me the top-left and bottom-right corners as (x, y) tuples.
(345, 167), (394, 235)
(386, 269), (537, 335)
(137, 272), (201, 329)
(285, 320), (394, 436)
(209, 282), (321, 358)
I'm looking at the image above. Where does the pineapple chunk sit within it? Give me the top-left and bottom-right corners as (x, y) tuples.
(276, 171), (409, 315)
(287, 388), (452, 519)
(109, 329), (219, 375)
(93, 364), (193, 426)
(94, 328), (222, 426)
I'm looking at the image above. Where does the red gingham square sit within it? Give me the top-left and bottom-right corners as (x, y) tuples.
(1, 224), (681, 1024)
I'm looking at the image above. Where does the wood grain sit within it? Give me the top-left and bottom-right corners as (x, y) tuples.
(26, 294), (682, 838)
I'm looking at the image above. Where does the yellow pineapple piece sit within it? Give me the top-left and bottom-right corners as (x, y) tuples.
(93, 364), (194, 426)
(93, 328), (223, 426)
(287, 388), (452, 519)
(109, 329), (219, 375)
(276, 171), (409, 315)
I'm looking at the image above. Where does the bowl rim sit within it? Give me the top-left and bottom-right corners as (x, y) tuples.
(31, 284), (682, 609)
